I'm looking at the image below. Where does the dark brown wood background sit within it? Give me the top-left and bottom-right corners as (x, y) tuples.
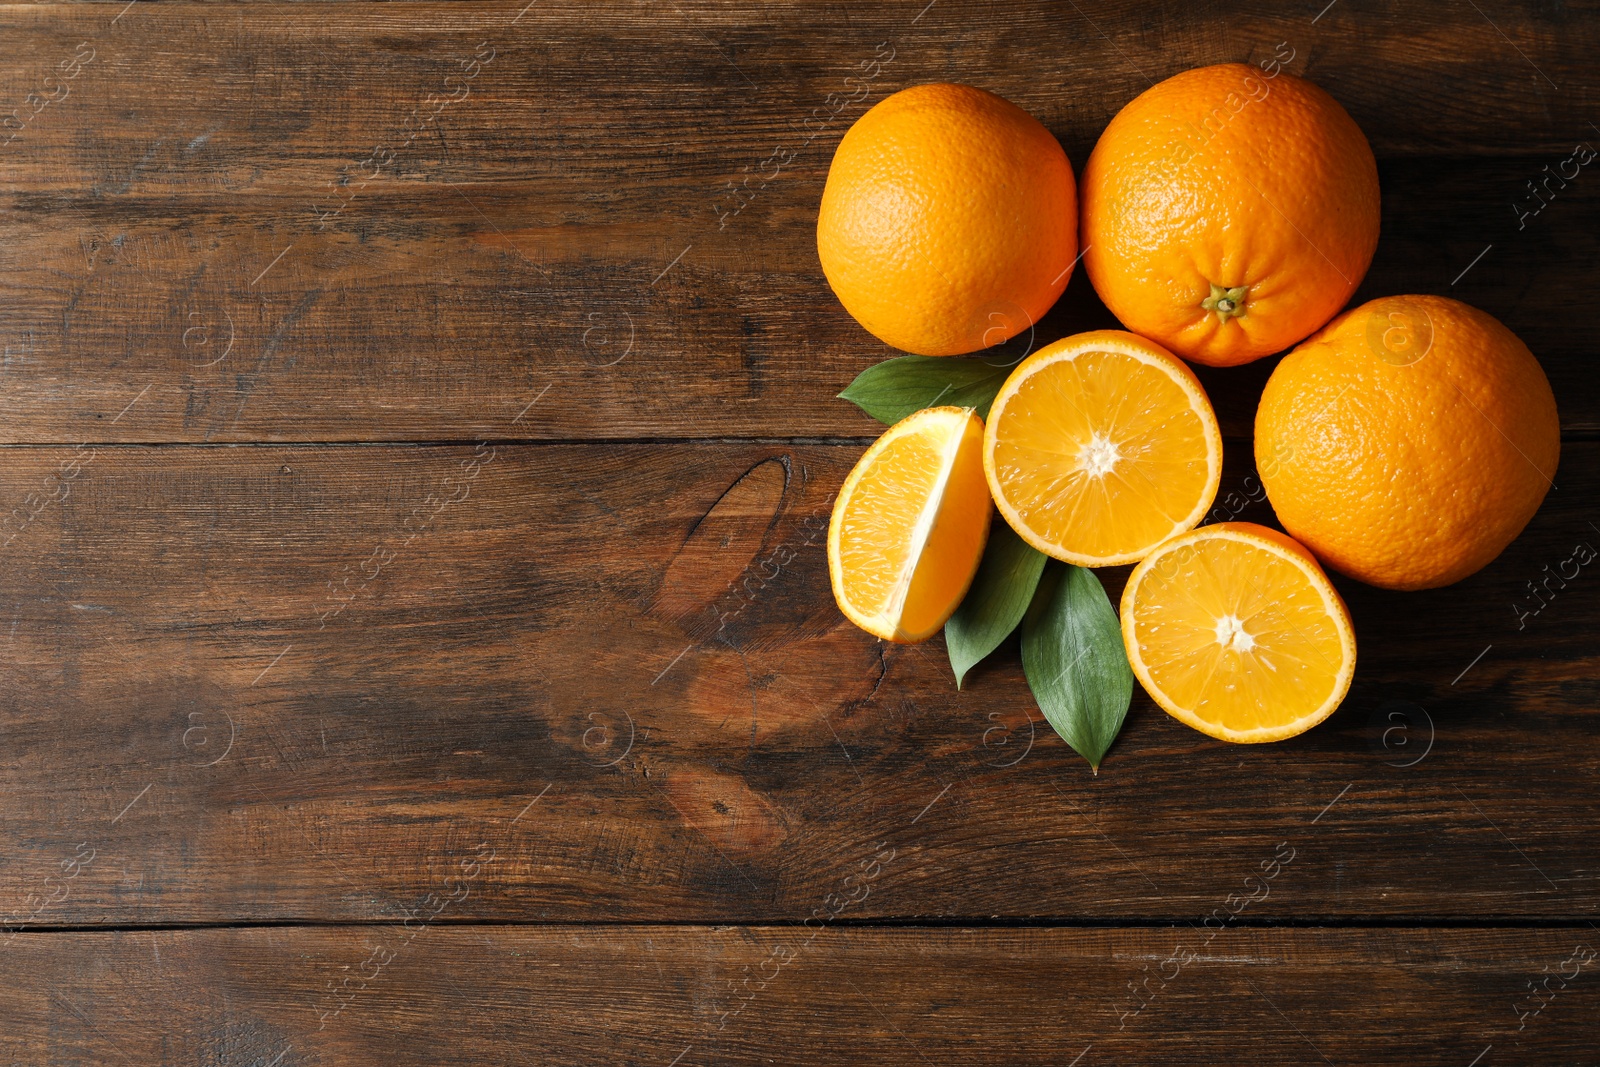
(0, 1), (1596, 1063)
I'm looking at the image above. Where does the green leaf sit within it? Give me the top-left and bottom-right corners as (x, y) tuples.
(1020, 561), (1134, 773)
(945, 522), (1048, 689)
(838, 355), (1012, 425)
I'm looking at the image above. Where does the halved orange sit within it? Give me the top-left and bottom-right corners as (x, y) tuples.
(1121, 522), (1357, 743)
(829, 407), (992, 642)
(982, 329), (1222, 566)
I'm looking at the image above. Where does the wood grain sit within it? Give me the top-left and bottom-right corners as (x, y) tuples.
(0, 6), (1593, 441)
(2, 1), (1598, 1059)
(0, 441), (1594, 927)
(1, 925), (1595, 1064)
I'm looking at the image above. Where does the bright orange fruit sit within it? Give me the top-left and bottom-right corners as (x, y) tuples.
(1255, 295), (1560, 590)
(817, 83), (1077, 356)
(983, 330), (1222, 566)
(1122, 522), (1356, 743)
(1080, 63), (1380, 367)
(828, 407), (992, 642)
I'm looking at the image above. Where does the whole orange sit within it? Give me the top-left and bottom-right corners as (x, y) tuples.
(817, 83), (1077, 356)
(1080, 63), (1380, 367)
(1255, 295), (1559, 591)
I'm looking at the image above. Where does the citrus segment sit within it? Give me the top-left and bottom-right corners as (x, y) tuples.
(1121, 522), (1356, 743)
(982, 330), (1222, 566)
(829, 407), (992, 642)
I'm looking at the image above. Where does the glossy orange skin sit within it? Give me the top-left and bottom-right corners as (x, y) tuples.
(1256, 295), (1560, 590)
(817, 83), (1078, 356)
(1081, 64), (1380, 367)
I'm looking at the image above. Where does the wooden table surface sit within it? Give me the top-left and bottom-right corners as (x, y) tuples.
(1, 1), (1597, 1063)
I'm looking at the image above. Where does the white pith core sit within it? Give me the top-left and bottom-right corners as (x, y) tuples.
(1078, 432), (1120, 477)
(1214, 613), (1256, 653)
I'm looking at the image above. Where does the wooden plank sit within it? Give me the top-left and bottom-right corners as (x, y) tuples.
(0, 440), (1595, 926)
(0, 7), (1595, 441)
(0, 925), (1594, 1064)
(0, 1), (1592, 172)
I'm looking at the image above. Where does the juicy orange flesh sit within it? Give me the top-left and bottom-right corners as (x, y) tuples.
(836, 416), (988, 639)
(991, 350), (1212, 558)
(898, 424), (989, 635)
(1130, 538), (1344, 733)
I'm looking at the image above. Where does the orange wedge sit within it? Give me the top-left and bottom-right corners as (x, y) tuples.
(829, 407), (992, 642)
(1121, 522), (1357, 743)
(983, 330), (1222, 566)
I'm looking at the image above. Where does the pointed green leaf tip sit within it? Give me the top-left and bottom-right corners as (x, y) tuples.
(945, 522), (1048, 689)
(838, 354), (1012, 425)
(1020, 561), (1134, 772)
